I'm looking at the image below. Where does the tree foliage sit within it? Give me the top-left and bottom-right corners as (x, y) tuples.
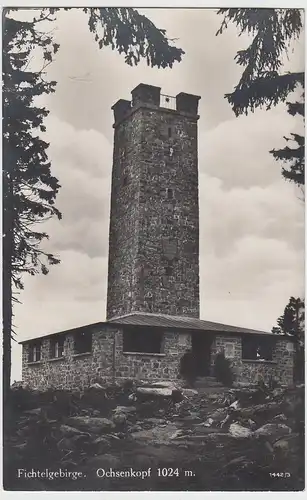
(271, 296), (305, 344)
(216, 8), (305, 187)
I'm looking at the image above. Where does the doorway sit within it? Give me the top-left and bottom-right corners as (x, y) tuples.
(191, 332), (213, 377)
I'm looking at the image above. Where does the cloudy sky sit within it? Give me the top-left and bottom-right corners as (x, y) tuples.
(11, 8), (304, 381)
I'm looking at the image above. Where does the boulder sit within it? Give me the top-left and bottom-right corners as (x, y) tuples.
(112, 412), (127, 425)
(66, 416), (115, 434)
(182, 388), (198, 397)
(203, 417), (214, 427)
(229, 400), (240, 410)
(229, 423), (252, 438)
(150, 381), (179, 390)
(89, 383), (104, 390)
(131, 423), (179, 444)
(136, 387), (173, 397)
(24, 408), (42, 416)
(112, 405), (137, 414)
(254, 423), (292, 443)
(272, 413), (287, 422)
(60, 424), (89, 437)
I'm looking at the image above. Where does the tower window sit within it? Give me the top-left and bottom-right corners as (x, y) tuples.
(167, 188), (174, 199)
(168, 126), (172, 138)
(165, 265), (173, 276)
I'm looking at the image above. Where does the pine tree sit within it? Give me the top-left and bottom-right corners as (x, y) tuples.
(271, 296), (305, 381)
(216, 8), (304, 187)
(2, 7), (184, 401)
(3, 13), (61, 403)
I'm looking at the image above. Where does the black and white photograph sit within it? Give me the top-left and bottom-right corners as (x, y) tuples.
(2, 3), (305, 492)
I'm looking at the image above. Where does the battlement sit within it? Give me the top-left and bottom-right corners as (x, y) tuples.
(112, 83), (201, 124)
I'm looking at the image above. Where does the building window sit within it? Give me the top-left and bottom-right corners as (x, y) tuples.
(242, 336), (275, 361)
(224, 342), (235, 359)
(168, 126), (172, 138)
(28, 342), (41, 362)
(74, 331), (92, 354)
(50, 336), (65, 358)
(123, 327), (163, 354)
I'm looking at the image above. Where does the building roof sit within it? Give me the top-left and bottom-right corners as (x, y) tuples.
(108, 312), (272, 335)
(19, 312), (284, 344)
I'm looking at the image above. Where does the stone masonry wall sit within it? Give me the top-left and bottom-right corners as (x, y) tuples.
(21, 326), (192, 390)
(21, 325), (116, 391)
(114, 328), (192, 381)
(22, 328), (294, 390)
(210, 335), (294, 386)
(107, 84), (200, 319)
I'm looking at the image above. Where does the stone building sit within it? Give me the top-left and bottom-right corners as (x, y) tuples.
(20, 84), (295, 390)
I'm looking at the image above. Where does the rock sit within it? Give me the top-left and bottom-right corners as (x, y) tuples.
(112, 405), (137, 414)
(254, 423), (292, 443)
(272, 413), (287, 422)
(136, 387), (173, 397)
(203, 418), (214, 427)
(247, 419), (257, 429)
(150, 381), (179, 389)
(145, 418), (166, 425)
(112, 412), (127, 425)
(229, 400), (240, 410)
(232, 402), (280, 419)
(128, 393), (137, 402)
(24, 408), (42, 416)
(89, 383), (104, 390)
(60, 424), (89, 437)
(182, 388), (198, 397)
(131, 423), (179, 444)
(229, 423), (252, 438)
(66, 416), (115, 434)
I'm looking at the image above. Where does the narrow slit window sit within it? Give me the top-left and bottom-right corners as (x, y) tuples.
(168, 126), (172, 138)
(165, 265), (173, 276)
(167, 188), (173, 199)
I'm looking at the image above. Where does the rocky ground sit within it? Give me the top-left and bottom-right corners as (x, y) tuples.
(3, 379), (305, 491)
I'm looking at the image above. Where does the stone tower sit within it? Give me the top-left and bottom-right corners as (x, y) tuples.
(107, 83), (200, 320)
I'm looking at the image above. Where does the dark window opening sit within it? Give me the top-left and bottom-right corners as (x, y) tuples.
(168, 126), (172, 138)
(28, 342), (41, 362)
(165, 265), (173, 276)
(242, 336), (275, 361)
(74, 331), (92, 354)
(123, 327), (163, 354)
(122, 174), (128, 187)
(50, 336), (64, 358)
(167, 188), (174, 199)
